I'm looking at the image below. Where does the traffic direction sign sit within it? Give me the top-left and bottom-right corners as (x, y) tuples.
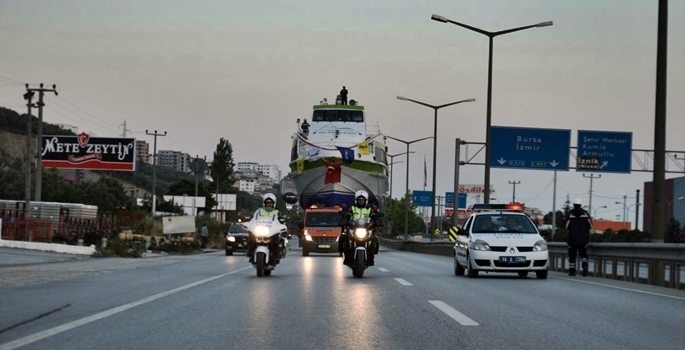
(576, 130), (632, 173)
(412, 190), (433, 207)
(490, 126), (571, 171)
(445, 192), (467, 209)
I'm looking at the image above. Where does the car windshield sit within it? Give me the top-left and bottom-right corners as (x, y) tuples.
(229, 224), (249, 234)
(472, 214), (537, 234)
(305, 212), (340, 227)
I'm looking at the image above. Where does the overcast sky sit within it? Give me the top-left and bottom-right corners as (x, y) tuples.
(1, 0), (684, 229)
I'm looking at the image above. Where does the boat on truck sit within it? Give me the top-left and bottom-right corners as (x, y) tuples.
(289, 97), (389, 210)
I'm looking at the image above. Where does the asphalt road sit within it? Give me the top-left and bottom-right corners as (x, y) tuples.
(1, 240), (684, 350)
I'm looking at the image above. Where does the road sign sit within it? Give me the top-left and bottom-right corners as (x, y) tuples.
(490, 126), (571, 171)
(448, 226), (460, 242)
(412, 190), (433, 207)
(576, 130), (632, 173)
(445, 192), (467, 209)
(434, 229), (440, 236)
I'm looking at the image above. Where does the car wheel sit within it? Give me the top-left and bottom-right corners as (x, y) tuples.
(536, 270), (548, 280)
(454, 253), (465, 276)
(467, 253), (478, 278)
(225, 250), (233, 256)
(302, 248), (309, 256)
(518, 271), (528, 278)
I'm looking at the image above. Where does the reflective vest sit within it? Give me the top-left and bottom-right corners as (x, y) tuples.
(351, 206), (372, 221)
(256, 208), (278, 220)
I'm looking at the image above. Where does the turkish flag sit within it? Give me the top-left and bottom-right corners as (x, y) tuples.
(323, 160), (341, 184)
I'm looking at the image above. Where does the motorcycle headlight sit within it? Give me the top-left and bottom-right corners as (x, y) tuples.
(471, 239), (491, 251)
(304, 229), (313, 241)
(254, 226), (270, 237)
(354, 228), (368, 239)
(533, 240), (548, 252)
(227, 236), (235, 242)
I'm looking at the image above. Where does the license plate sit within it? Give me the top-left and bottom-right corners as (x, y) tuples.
(499, 256), (526, 263)
(318, 245), (330, 248)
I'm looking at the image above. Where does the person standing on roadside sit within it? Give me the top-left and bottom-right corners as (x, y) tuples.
(201, 223), (209, 249)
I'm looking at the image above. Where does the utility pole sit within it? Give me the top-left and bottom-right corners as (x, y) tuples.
(635, 189), (641, 230)
(583, 173), (601, 219)
(119, 119), (131, 137)
(622, 195), (627, 230)
(508, 180), (520, 203)
(23, 87), (38, 217)
(146, 130), (167, 216)
(552, 171), (557, 240)
(192, 155), (206, 217)
(26, 84), (58, 202)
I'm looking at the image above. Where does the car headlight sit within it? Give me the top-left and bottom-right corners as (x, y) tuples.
(254, 226), (270, 236)
(227, 236), (235, 242)
(471, 239), (491, 251)
(533, 240), (548, 252)
(354, 228), (368, 239)
(304, 229), (313, 241)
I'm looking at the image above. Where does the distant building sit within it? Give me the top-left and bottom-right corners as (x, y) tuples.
(643, 176), (685, 233)
(157, 150), (191, 173)
(136, 140), (150, 163)
(236, 162), (281, 183)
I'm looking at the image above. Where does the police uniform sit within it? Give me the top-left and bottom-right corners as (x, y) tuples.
(565, 204), (593, 276)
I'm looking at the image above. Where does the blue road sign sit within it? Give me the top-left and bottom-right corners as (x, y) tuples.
(412, 190), (433, 207)
(445, 192), (467, 209)
(490, 126), (571, 171)
(576, 130), (632, 173)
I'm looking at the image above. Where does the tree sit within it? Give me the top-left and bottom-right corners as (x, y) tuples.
(384, 194), (425, 238)
(209, 137), (236, 192)
(562, 195), (572, 216)
(0, 167), (24, 199)
(543, 210), (565, 229)
(79, 176), (130, 213)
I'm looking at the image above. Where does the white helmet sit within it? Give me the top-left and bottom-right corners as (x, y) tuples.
(574, 198), (582, 205)
(355, 190), (368, 202)
(263, 193), (277, 206)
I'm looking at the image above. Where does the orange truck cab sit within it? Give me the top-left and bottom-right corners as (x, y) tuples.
(301, 206), (342, 256)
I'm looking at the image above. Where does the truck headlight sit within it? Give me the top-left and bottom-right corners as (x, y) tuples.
(304, 229), (313, 241)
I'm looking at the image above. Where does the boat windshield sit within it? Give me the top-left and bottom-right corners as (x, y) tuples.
(313, 110), (363, 123)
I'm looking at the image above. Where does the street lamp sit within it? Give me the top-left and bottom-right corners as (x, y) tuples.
(585, 205), (607, 219)
(431, 14), (553, 204)
(388, 151), (413, 204)
(385, 135), (433, 240)
(396, 96), (475, 241)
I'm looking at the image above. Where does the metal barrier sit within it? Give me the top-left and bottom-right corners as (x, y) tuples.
(380, 239), (685, 290)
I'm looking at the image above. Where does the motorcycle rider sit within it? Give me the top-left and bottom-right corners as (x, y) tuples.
(246, 193), (285, 264)
(339, 190), (381, 266)
(564, 198), (593, 276)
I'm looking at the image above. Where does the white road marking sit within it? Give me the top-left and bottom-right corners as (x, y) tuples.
(394, 278), (413, 286)
(553, 276), (685, 301)
(0, 267), (251, 350)
(378, 268), (389, 272)
(429, 300), (479, 326)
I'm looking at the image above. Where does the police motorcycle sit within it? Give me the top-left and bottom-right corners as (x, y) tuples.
(243, 215), (288, 277)
(340, 213), (382, 278)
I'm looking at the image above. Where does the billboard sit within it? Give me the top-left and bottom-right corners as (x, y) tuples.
(41, 133), (136, 171)
(162, 216), (196, 235)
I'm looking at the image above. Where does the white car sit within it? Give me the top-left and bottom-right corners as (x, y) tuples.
(454, 204), (549, 279)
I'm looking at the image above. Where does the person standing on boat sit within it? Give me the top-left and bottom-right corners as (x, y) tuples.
(340, 86), (348, 105)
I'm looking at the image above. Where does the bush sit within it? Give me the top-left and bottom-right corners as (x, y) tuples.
(99, 236), (146, 257)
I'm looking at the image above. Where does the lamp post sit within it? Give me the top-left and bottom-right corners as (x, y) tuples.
(431, 14), (553, 204)
(388, 152), (413, 203)
(585, 205), (607, 219)
(385, 135), (433, 240)
(396, 96), (475, 241)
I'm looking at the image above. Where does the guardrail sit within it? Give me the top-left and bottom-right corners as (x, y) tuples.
(380, 239), (685, 290)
